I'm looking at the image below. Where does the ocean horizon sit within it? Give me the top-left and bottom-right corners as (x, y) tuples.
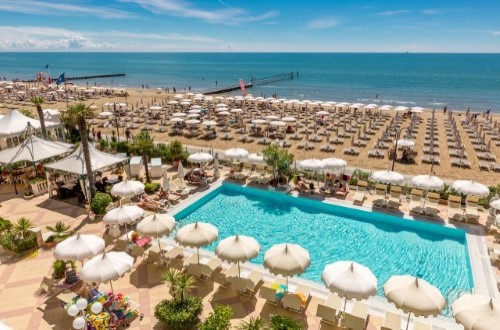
(1, 52), (499, 112)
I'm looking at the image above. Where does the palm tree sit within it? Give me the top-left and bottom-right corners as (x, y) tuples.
(14, 217), (34, 239)
(161, 268), (181, 299)
(45, 221), (71, 241)
(238, 316), (267, 330)
(132, 130), (153, 183)
(64, 103), (96, 198)
(31, 96), (47, 139)
(175, 273), (196, 302)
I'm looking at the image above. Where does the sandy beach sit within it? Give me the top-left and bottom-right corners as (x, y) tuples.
(4, 86), (500, 185)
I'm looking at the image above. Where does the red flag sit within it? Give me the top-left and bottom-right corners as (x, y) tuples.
(239, 79), (247, 96)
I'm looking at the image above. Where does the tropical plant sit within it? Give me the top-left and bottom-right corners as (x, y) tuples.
(0, 231), (37, 253)
(52, 259), (76, 279)
(45, 221), (71, 242)
(20, 108), (34, 118)
(31, 96), (47, 138)
(154, 296), (203, 330)
(175, 273), (196, 302)
(238, 316), (267, 330)
(262, 144), (294, 179)
(0, 217), (12, 233)
(13, 217), (34, 239)
(144, 182), (160, 194)
(132, 130), (154, 183)
(64, 103), (96, 197)
(161, 268), (182, 298)
(168, 140), (186, 161)
(198, 304), (233, 330)
(269, 315), (303, 330)
(90, 192), (112, 214)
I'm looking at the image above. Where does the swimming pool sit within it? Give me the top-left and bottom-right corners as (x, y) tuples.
(173, 183), (473, 302)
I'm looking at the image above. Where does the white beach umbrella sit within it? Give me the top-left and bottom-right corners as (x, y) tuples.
(316, 110), (330, 116)
(110, 179), (145, 197)
(137, 213), (176, 253)
(263, 243), (310, 287)
(172, 112), (186, 117)
(213, 157), (220, 179)
(189, 109), (201, 114)
(81, 251), (133, 292)
(412, 175), (444, 191)
(175, 222), (218, 263)
(270, 120), (286, 127)
(372, 170), (404, 185)
(103, 205), (144, 225)
(264, 115), (279, 120)
(149, 106), (162, 111)
(187, 152), (213, 163)
(452, 294), (500, 330)
(163, 173), (170, 192)
(299, 158), (324, 171)
(185, 119), (201, 125)
(54, 233), (105, 262)
(178, 161), (185, 188)
(322, 157), (347, 170)
(218, 111), (230, 116)
(452, 180), (489, 197)
(202, 120), (217, 127)
(397, 139), (415, 147)
(224, 148), (248, 160)
(248, 153), (265, 164)
(411, 107), (425, 112)
(230, 108), (243, 113)
(395, 106), (409, 112)
(322, 261), (377, 310)
(170, 117), (184, 123)
(99, 111), (113, 117)
(0, 320), (13, 330)
(489, 199), (500, 210)
(282, 116), (296, 122)
(167, 100), (179, 105)
(216, 235), (260, 277)
(384, 275), (446, 330)
(251, 119), (267, 125)
(186, 113), (200, 118)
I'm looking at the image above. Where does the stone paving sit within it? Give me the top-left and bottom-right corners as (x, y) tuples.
(0, 179), (497, 329)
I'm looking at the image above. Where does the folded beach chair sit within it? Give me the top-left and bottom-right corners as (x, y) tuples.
(357, 180), (368, 191)
(163, 245), (183, 264)
(343, 301), (368, 330)
(220, 264), (239, 288)
(282, 284), (311, 313)
(114, 239), (128, 252)
(316, 293), (342, 325)
(352, 192), (366, 206)
(146, 249), (162, 265)
(186, 263), (203, 279)
(381, 311), (402, 330)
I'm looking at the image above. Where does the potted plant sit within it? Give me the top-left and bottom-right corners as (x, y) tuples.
(45, 221), (71, 248)
(168, 140), (187, 168)
(23, 190), (34, 199)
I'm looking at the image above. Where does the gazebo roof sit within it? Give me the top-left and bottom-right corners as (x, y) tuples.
(45, 143), (127, 176)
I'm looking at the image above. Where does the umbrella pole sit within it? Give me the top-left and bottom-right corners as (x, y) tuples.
(197, 247), (200, 264)
(125, 223), (129, 242)
(343, 297), (347, 311)
(237, 261), (241, 278)
(406, 312), (412, 330)
(110, 281), (114, 294)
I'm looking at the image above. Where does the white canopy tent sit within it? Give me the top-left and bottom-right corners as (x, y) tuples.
(0, 135), (73, 164)
(0, 109), (59, 137)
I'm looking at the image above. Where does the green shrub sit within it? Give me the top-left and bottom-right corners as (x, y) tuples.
(29, 176), (46, 184)
(144, 182), (160, 194)
(198, 305), (233, 330)
(114, 141), (131, 153)
(0, 231), (37, 253)
(479, 185), (499, 208)
(90, 192), (112, 214)
(53, 259), (76, 279)
(98, 139), (109, 150)
(270, 315), (303, 330)
(352, 169), (369, 181)
(0, 217), (12, 233)
(349, 178), (358, 186)
(154, 296), (203, 330)
(238, 316), (266, 330)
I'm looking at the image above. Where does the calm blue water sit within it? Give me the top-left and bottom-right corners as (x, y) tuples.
(0, 52), (499, 111)
(173, 183), (473, 308)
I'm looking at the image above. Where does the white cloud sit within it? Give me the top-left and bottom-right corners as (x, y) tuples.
(0, 0), (135, 19)
(0, 26), (219, 51)
(492, 31), (500, 36)
(120, 0), (278, 24)
(308, 18), (339, 30)
(421, 9), (441, 15)
(376, 10), (411, 16)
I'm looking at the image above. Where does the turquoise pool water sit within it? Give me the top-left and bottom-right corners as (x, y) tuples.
(173, 183), (473, 303)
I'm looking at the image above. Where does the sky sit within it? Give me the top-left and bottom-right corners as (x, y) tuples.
(0, 0), (498, 52)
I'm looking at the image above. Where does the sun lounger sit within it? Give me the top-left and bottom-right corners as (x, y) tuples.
(282, 284), (311, 312)
(448, 195), (465, 222)
(259, 282), (281, 305)
(343, 301), (368, 330)
(353, 192), (366, 206)
(200, 257), (222, 280)
(388, 186), (402, 210)
(373, 184), (388, 208)
(131, 245), (145, 260)
(424, 192), (440, 217)
(357, 180), (368, 191)
(146, 249), (162, 265)
(186, 263), (203, 278)
(381, 311), (401, 330)
(409, 189), (424, 215)
(414, 320), (432, 330)
(114, 239), (128, 252)
(232, 270), (263, 296)
(316, 293), (342, 325)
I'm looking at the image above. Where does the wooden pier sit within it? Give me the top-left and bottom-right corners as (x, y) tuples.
(204, 72), (296, 95)
(22, 73), (125, 83)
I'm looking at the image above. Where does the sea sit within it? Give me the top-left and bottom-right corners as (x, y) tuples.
(0, 52), (499, 112)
